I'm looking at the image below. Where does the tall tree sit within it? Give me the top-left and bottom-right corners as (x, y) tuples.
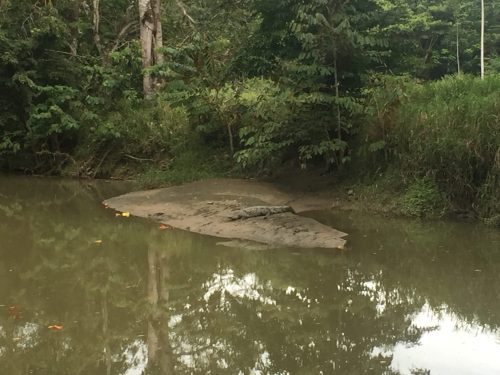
(138, 0), (164, 98)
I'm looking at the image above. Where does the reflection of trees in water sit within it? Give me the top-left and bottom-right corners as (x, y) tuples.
(146, 231), (175, 374)
(1, 177), (500, 374)
(310, 210), (500, 328)
(163, 252), (426, 374)
(0, 177), (149, 374)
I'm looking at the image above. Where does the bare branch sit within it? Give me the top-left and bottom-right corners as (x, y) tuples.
(124, 154), (154, 162)
(175, 0), (196, 25)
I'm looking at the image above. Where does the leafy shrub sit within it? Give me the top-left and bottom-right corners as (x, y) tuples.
(234, 78), (295, 167)
(400, 178), (444, 217)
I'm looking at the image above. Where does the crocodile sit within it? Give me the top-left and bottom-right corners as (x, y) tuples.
(227, 205), (295, 221)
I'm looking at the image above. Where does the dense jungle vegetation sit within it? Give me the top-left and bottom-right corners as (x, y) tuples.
(0, 0), (499, 222)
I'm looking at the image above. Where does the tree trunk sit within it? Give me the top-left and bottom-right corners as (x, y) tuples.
(92, 0), (103, 56)
(138, 0), (164, 99)
(480, 0), (485, 79)
(456, 21), (461, 74)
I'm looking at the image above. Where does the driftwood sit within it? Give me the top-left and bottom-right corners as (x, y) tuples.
(227, 206), (295, 221)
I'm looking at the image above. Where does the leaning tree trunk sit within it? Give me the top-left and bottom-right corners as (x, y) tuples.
(138, 0), (164, 99)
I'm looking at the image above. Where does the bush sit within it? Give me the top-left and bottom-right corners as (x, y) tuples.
(400, 178), (444, 217)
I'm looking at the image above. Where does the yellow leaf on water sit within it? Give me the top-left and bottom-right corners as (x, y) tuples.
(48, 325), (63, 331)
(121, 212), (130, 217)
(94, 240), (103, 244)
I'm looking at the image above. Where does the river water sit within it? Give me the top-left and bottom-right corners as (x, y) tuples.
(1, 175), (499, 374)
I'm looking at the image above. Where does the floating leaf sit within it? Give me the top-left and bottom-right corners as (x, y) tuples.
(48, 325), (63, 331)
(159, 224), (170, 230)
(115, 212), (131, 217)
(94, 240), (103, 244)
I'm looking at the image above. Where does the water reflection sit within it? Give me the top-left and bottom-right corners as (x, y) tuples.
(388, 305), (500, 374)
(146, 231), (175, 373)
(1, 176), (500, 374)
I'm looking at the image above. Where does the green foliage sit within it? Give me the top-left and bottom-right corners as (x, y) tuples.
(232, 78), (294, 167)
(27, 85), (80, 140)
(202, 76), (355, 169)
(0, 0), (499, 218)
(101, 42), (143, 98)
(400, 178), (444, 217)
(395, 75), (499, 206)
(79, 99), (191, 174)
(233, 0), (381, 168)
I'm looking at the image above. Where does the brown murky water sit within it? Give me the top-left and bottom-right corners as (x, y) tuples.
(1, 175), (500, 374)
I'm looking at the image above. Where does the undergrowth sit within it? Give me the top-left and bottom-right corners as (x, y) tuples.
(399, 178), (445, 218)
(137, 149), (235, 188)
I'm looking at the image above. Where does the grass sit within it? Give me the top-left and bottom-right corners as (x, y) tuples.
(361, 74), (500, 222)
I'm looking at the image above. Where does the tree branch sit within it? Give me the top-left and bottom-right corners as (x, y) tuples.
(111, 21), (139, 53)
(124, 154), (154, 162)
